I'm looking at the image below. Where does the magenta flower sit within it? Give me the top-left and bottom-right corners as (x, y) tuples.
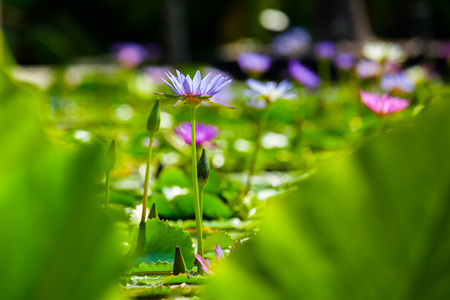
(359, 90), (410, 115)
(194, 244), (225, 275)
(174, 122), (219, 145)
(237, 53), (272, 76)
(156, 70), (234, 109)
(314, 41), (336, 59)
(112, 42), (147, 68)
(288, 60), (320, 89)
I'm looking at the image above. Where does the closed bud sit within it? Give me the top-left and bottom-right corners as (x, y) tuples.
(105, 140), (115, 172)
(197, 148), (210, 190)
(173, 246), (187, 275)
(147, 100), (161, 134)
(148, 202), (159, 220)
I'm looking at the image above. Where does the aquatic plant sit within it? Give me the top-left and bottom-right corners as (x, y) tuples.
(289, 60), (320, 89)
(174, 122), (219, 145)
(156, 70), (233, 264)
(237, 53), (271, 78)
(359, 90), (410, 115)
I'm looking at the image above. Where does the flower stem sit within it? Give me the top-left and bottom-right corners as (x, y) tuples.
(105, 171), (110, 209)
(244, 106), (270, 196)
(141, 135), (154, 223)
(190, 107), (204, 261)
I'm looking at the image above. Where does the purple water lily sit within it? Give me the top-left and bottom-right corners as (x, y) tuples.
(336, 53), (355, 70)
(360, 90), (410, 115)
(271, 27), (311, 57)
(174, 122), (219, 145)
(288, 60), (320, 89)
(380, 73), (415, 93)
(237, 53), (272, 76)
(155, 70), (234, 109)
(194, 244), (225, 275)
(245, 79), (296, 108)
(314, 41), (336, 59)
(356, 60), (382, 79)
(112, 42), (147, 68)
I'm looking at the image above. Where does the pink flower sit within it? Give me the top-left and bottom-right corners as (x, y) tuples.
(359, 90), (410, 115)
(174, 122), (219, 145)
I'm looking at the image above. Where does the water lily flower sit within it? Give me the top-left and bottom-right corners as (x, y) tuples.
(356, 60), (382, 79)
(174, 122), (219, 145)
(288, 60), (320, 89)
(194, 244), (225, 275)
(360, 90), (410, 115)
(336, 53), (355, 70)
(380, 73), (415, 93)
(144, 66), (173, 85)
(155, 70), (234, 109)
(405, 65), (431, 85)
(362, 41), (405, 63)
(245, 79), (296, 108)
(237, 53), (272, 76)
(314, 41), (335, 59)
(271, 27), (311, 57)
(112, 42), (147, 68)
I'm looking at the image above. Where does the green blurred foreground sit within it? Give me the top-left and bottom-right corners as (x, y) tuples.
(1, 67), (450, 299)
(205, 100), (450, 299)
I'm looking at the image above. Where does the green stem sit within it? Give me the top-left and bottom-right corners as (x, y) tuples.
(190, 107), (203, 260)
(105, 171), (110, 209)
(141, 135), (154, 223)
(244, 106), (270, 196)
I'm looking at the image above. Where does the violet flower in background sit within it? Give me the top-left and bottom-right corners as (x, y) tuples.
(194, 244), (225, 275)
(335, 53), (355, 70)
(314, 41), (335, 59)
(356, 60), (382, 79)
(112, 42), (147, 68)
(245, 79), (296, 108)
(288, 60), (320, 89)
(360, 90), (410, 115)
(156, 70), (234, 109)
(144, 66), (173, 85)
(380, 73), (415, 93)
(174, 122), (219, 145)
(237, 53), (272, 76)
(271, 27), (311, 57)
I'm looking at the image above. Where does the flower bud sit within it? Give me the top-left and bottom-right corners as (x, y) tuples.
(197, 149), (210, 190)
(147, 100), (161, 134)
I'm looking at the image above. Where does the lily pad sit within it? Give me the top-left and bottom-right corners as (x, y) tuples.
(204, 231), (234, 253)
(129, 261), (173, 275)
(129, 219), (195, 269)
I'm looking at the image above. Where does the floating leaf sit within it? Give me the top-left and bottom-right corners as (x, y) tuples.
(123, 284), (203, 298)
(204, 231), (234, 253)
(129, 262), (173, 275)
(129, 219), (195, 269)
(163, 274), (209, 285)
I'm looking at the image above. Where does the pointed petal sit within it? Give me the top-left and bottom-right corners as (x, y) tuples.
(204, 74), (222, 95)
(194, 254), (213, 275)
(161, 78), (181, 95)
(193, 70), (202, 94)
(200, 73), (212, 94)
(211, 79), (232, 95)
(215, 244), (224, 260)
(204, 98), (235, 109)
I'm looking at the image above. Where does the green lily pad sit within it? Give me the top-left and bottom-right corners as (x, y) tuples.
(158, 167), (191, 189)
(204, 231), (234, 253)
(163, 274), (209, 285)
(129, 219), (195, 269)
(123, 284), (203, 298)
(174, 193), (233, 219)
(129, 261), (173, 275)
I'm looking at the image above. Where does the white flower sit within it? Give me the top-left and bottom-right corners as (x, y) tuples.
(362, 41), (405, 63)
(244, 79), (296, 108)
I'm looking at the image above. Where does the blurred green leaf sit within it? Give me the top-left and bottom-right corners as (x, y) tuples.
(129, 262), (173, 275)
(0, 71), (123, 300)
(205, 100), (450, 300)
